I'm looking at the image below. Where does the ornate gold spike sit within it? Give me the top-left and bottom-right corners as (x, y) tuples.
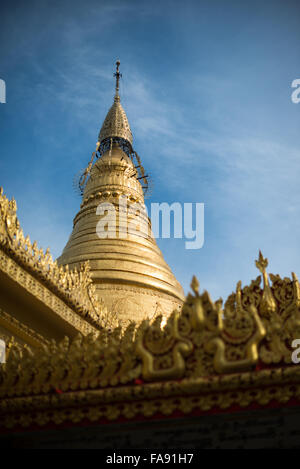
(235, 280), (243, 313)
(292, 272), (300, 308)
(255, 251), (277, 317)
(190, 275), (200, 296)
(255, 250), (268, 273)
(0, 191), (19, 243)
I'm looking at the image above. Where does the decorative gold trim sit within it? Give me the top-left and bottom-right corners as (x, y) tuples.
(1, 366), (300, 429)
(255, 251), (277, 317)
(98, 93), (133, 146)
(1, 256), (300, 406)
(0, 307), (49, 348)
(0, 187), (117, 331)
(205, 282), (266, 373)
(0, 249), (97, 336)
(137, 312), (193, 380)
(1, 191), (300, 430)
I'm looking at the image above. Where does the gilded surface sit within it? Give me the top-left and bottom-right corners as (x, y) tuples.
(98, 61), (133, 146)
(225, 251), (300, 365)
(98, 95), (133, 146)
(1, 251), (300, 415)
(58, 61), (184, 324)
(1, 247), (300, 428)
(1, 63), (300, 429)
(0, 187), (116, 331)
(58, 146), (184, 324)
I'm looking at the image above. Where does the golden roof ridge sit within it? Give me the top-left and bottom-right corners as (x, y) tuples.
(0, 187), (117, 330)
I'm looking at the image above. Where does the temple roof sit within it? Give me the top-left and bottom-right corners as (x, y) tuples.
(2, 255), (300, 431)
(0, 187), (116, 346)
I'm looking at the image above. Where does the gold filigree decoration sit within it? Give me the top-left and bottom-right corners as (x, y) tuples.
(179, 278), (266, 375)
(0, 324), (141, 399)
(255, 250), (277, 317)
(206, 283), (266, 373)
(0, 187), (117, 330)
(224, 252), (300, 365)
(1, 365), (300, 429)
(137, 312), (193, 381)
(1, 246), (300, 429)
(0, 249), (97, 336)
(260, 270), (300, 364)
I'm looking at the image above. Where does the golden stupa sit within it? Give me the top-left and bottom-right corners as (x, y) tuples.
(1, 62), (300, 449)
(57, 61), (184, 323)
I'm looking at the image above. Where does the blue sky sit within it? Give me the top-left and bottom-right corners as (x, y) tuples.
(0, 0), (300, 301)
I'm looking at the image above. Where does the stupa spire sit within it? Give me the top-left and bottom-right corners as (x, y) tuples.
(98, 60), (133, 150)
(58, 61), (185, 325)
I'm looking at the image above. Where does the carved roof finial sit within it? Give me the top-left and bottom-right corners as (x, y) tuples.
(255, 250), (277, 317)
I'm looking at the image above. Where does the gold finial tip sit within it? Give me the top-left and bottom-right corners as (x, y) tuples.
(115, 60), (121, 74)
(190, 275), (199, 295)
(255, 250), (268, 273)
(114, 59), (122, 95)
